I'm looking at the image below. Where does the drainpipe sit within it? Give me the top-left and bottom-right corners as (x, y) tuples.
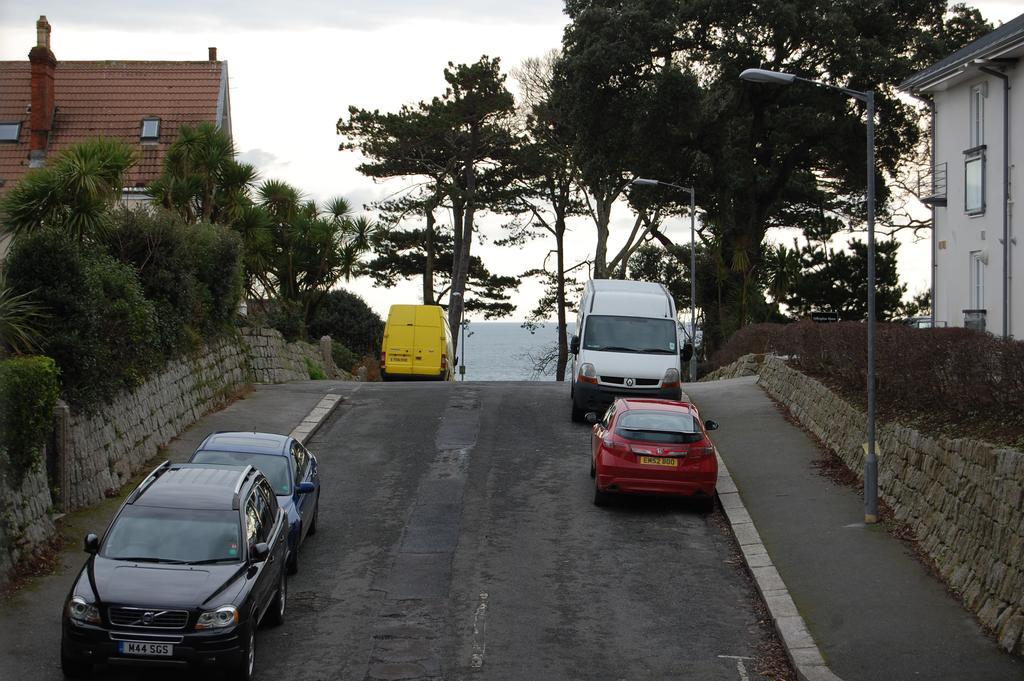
(978, 63), (1011, 338)
(910, 91), (937, 325)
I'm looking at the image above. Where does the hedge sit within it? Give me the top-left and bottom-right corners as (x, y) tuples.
(0, 356), (61, 485)
(711, 321), (1024, 427)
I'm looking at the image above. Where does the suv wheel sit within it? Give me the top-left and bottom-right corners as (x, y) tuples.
(229, 625), (256, 681)
(267, 571), (287, 627)
(60, 642), (92, 679)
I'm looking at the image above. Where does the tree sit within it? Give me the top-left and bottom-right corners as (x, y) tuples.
(148, 122), (258, 225)
(243, 182), (380, 329)
(506, 50), (586, 381)
(0, 272), (46, 356)
(550, 2), (704, 278)
(784, 238), (912, 321)
(341, 57), (517, 352)
(362, 227), (517, 319)
(553, 0), (991, 352)
(0, 138), (134, 243)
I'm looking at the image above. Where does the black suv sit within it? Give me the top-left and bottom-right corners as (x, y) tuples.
(60, 462), (289, 680)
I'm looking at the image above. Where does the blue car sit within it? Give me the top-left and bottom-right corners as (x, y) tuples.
(190, 432), (319, 574)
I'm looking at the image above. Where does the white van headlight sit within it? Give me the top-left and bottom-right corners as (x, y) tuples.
(579, 363), (598, 384)
(662, 368), (681, 387)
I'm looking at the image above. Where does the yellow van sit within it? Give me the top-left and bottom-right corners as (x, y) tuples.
(381, 305), (455, 381)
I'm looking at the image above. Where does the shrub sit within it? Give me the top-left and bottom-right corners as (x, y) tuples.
(0, 356), (61, 485)
(104, 208), (243, 357)
(5, 230), (159, 409)
(305, 357), (326, 380)
(307, 290), (384, 355)
(331, 342), (358, 373)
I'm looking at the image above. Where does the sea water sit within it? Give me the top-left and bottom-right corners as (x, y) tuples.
(455, 321), (575, 381)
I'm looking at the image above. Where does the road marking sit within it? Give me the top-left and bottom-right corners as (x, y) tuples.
(717, 655), (752, 681)
(470, 592), (488, 670)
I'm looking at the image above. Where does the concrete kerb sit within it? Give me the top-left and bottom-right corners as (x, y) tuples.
(715, 451), (845, 681)
(290, 393), (345, 445)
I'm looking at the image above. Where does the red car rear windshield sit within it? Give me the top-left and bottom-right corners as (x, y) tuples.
(616, 410), (703, 444)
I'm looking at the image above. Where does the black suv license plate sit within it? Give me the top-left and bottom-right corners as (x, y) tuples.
(119, 641), (173, 656)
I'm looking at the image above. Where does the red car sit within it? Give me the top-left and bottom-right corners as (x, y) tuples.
(587, 398), (719, 510)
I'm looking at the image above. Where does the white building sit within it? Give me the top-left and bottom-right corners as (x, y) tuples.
(899, 14), (1023, 337)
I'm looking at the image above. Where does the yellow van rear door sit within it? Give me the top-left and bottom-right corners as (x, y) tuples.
(412, 307), (443, 376)
(385, 306), (416, 374)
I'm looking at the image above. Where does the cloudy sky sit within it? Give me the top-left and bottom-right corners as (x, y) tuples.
(1, 1), (1020, 321)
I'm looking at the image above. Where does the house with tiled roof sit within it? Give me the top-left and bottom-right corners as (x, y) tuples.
(899, 13), (1023, 338)
(0, 16), (232, 257)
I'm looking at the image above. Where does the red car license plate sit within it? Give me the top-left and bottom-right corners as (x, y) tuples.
(638, 456), (678, 467)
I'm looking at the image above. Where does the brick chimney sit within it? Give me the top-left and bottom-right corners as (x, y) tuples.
(208, 47), (217, 62)
(28, 15), (56, 164)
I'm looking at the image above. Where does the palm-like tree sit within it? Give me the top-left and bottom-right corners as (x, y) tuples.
(764, 242), (801, 305)
(0, 273), (47, 356)
(0, 137), (134, 242)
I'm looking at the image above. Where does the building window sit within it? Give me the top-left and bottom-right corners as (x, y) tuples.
(970, 251), (985, 309)
(964, 149), (985, 215)
(140, 117), (161, 141)
(969, 82), (986, 147)
(0, 122), (21, 142)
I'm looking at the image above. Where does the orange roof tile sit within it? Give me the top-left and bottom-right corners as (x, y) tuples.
(0, 60), (226, 194)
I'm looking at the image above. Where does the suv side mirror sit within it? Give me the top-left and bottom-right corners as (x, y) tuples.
(584, 412), (600, 425)
(570, 335), (580, 354)
(296, 481), (316, 494)
(84, 533), (99, 554)
(250, 542), (270, 562)
(704, 419), (719, 431)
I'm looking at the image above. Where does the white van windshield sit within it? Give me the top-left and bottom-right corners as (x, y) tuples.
(583, 315), (677, 354)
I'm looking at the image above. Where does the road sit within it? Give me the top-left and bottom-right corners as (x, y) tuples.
(0, 381), (783, 681)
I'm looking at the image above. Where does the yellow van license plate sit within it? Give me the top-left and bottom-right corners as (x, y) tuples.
(639, 456), (678, 467)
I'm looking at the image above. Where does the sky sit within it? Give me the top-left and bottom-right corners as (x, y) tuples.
(1, 0), (1020, 322)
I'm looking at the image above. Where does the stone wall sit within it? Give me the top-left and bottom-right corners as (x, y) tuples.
(64, 338), (249, 510)
(0, 464), (55, 584)
(241, 327), (336, 383)
(751, 354), (1024, 656)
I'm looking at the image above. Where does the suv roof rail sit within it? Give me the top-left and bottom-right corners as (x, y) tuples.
(127, 460), (173, 504)
(231, 465), (256, 510)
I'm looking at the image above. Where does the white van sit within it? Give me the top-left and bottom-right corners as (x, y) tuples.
(569, 279), (690, 422)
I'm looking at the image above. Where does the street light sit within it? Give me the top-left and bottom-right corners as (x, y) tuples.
(739, 67), (879, 525)
(630, 178), (698, 383)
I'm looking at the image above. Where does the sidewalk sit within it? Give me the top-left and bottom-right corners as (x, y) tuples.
(687, 376), (1024, 681)
(0, 380), (356, 681)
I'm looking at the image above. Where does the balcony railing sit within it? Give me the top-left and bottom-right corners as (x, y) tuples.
(918, 161), (947, 206)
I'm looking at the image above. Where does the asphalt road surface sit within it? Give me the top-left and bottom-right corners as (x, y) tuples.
(0, 381), (783, 681)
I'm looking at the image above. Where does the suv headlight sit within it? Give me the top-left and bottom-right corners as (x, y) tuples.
(67, 596), (101, 625)
(196, 605), (239, 630)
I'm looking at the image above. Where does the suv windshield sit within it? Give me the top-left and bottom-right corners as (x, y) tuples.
(102, 506), (241, 564)
(583, 315), (677, 354)
(617, 410), (703, 444)
(192, 451), (292, 495)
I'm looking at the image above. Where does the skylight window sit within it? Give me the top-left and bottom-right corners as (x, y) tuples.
(0, 122), (21, 142)
(140, 118), (161, 141)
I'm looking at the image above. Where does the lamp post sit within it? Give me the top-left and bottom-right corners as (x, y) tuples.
(738, 67), (878, 524)
(630, 178), (698, 383)
(452, 291), (466, 381)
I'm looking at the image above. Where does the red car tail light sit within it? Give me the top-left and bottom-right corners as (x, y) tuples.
(689, 442), (715, 459)
(602, 434), (629, 455)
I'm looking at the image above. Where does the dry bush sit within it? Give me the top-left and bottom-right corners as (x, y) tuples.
(715, 322), (1024, 441)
